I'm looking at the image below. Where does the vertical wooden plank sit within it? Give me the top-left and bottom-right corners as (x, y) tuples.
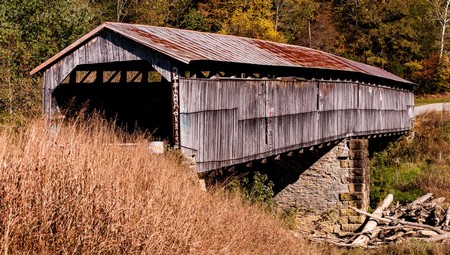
(99, 34), (109, 63)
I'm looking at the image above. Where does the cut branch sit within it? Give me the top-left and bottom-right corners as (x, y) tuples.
(351, 194), (394, 247)
(411, 193), (433, 205)
(427, 232), (450, 242)
(348, 206), (448, 235)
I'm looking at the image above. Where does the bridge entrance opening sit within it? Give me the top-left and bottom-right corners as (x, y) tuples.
(53, 61), (174, 144)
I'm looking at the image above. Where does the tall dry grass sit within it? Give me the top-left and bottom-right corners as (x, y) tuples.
(0, 117), (330, 254)
(347, 240), (450, 255)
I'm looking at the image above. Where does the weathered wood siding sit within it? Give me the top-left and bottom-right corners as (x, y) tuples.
(179, 78), (413, 172)
(43, 31), (173, 117)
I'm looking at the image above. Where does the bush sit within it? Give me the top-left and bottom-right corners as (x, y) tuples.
(229, 171), (275, 208)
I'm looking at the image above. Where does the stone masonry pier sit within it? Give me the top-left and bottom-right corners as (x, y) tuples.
(274, 139), (370, 231)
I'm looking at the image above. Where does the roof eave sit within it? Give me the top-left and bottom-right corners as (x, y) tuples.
(30, 22), (192, 76)
(30, 23), (108, 76)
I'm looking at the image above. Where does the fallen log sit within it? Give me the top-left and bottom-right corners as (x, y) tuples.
(384, 216), (448, 235)
(385, 231), (404, 242)
(309, 193), (450, 247)
(427, 233), (450, 242)
(411, 193), (433, 205)
(418, 230), (439, 237)
(348, 206), (390, 223)
(351, 194), (394, 247)
(444, 207), (450, 227)
(349, 206), (448, 235)
(428, 197), (445, 208)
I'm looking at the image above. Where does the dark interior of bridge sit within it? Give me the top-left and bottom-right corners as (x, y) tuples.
(53, 76), (173, 143)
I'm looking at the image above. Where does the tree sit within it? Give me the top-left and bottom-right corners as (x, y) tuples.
(219, 0), (284, 42)
(332, 0), (436, 77)
(131, 0), (194, 28)
(427, 0), (450, 61)
(179, 8), (209, 31)
(116, 0), (132, 22)
(273, 0), (318, 45)
(0, 0), (95, 122)
(197, 0), (235, 33)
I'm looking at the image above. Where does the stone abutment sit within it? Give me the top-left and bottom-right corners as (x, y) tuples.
(273, 139), (370, 232)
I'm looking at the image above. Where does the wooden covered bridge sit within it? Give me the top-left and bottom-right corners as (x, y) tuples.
(31, 22), (414, 173)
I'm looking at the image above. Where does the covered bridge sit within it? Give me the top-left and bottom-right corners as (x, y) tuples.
(31, 22), (414, 172)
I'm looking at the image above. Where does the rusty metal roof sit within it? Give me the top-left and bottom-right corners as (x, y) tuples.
(31, 22), (413, 85)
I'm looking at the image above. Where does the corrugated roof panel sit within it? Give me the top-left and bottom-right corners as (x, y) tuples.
(107, 23), (352, 69)
(31, 22), (413, 85)
(336, 57), (407, 83)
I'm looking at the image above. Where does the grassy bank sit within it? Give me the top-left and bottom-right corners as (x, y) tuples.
(0, 117), (336, 254)
(371, 112), (450, 205)
(415, 93), (450, 106)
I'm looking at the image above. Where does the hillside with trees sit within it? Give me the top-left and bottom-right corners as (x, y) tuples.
(2, 0), (450, 122)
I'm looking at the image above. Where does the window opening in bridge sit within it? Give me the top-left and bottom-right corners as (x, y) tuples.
(127, 71), (142, 83)
(104, 71), (120, 83)
(77, 70), (96, 84)
(61, 73), (71, 85)
(201, 70), (210, 78)
(149, 71), (162, 82)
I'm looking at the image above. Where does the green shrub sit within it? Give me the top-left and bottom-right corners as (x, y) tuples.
(370, 156), (424, 206)
(229, 171), (275, 208)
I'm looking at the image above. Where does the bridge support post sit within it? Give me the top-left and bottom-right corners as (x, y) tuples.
(274, 139), (370, 232)
(339, 139), (370, 231)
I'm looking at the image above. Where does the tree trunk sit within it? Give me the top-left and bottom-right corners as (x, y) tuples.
(439, 0), (450, 61)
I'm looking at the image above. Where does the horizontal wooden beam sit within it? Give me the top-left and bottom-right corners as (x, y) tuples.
(75, 62), (155, 72)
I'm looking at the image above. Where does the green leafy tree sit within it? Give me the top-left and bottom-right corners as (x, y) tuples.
(0, 0), (95, 123)
(274, 0), (319, 45)
(230, 171), (275, 207)
(179, 8), (209, 31)
(333, 0), (436, 78)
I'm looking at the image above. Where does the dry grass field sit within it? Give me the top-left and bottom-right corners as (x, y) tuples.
(0, 115), (449, 254)
(0, 117), (337, 254)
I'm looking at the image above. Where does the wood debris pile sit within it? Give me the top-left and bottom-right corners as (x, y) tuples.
(318, 193), (450, 248)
